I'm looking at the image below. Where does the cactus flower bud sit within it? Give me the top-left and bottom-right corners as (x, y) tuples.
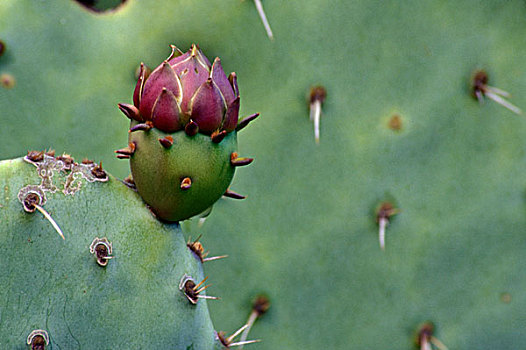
(131, 44), (240, 134)
(118, 44), (259, 222)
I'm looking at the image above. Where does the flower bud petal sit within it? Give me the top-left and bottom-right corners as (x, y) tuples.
(118, 103), (143, 122)
(211, 58), (235, 105)
(190, 79), (225, 134)
(133, 62), (148, 108)
(167, 44), (185, 61)
(168, 45), (190, 66)
(171, 45), (211, 113)
(139, 61), (182, 120)
(222, 96), (240, 132)
(228, 72), (239, 98)
(152, 88), (183, 133)
(192, 44), (212, 68)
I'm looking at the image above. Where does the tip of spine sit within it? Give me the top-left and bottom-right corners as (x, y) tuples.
(211, 130), (227, 143)
(159, 136), (174, 148)
(185, 120), (199, 136)
(230, 153), (254, 167)
(129, 122), (153, 133)
(223, 189), (246, 199)
(236, 113), (260, 132)
(180, 177), (192, 190)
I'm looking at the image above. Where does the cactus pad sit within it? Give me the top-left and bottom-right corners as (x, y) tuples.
(0, 156), (217, 349)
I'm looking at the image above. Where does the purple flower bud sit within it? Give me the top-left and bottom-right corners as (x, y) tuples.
(129, 44), (241, 135)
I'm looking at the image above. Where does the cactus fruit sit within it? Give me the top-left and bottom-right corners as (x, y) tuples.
(118, 44), (258, 222)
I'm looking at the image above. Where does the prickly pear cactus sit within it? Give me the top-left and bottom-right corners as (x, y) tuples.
(117, 45), (257, 222)
(0, 154), (218, 348)
(2, 1), (526, 349)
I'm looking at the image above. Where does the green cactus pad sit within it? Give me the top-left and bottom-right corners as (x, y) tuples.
(128, 123), (237, 222)
(0, 157), (217, 349)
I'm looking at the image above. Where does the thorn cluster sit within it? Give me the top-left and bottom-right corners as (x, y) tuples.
(27, 330), (49, 350)
(239, 295), (270, 346)
(376, 202), (399, 251)
(416, 322), (449, 350)
(179, 274), (219, 304)
(217, 324), (261, 349)
(187, 235), (228, 263)
(20, 190), (65, 240)
(472, 70), (522, 115)
(90, 237), (113, 267)
(308, 86), (327, 144)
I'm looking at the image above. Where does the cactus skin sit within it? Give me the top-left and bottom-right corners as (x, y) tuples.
(2, 1), (526, 350)
(128, 121), (237, 221)
(0, 157), (218, 349)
